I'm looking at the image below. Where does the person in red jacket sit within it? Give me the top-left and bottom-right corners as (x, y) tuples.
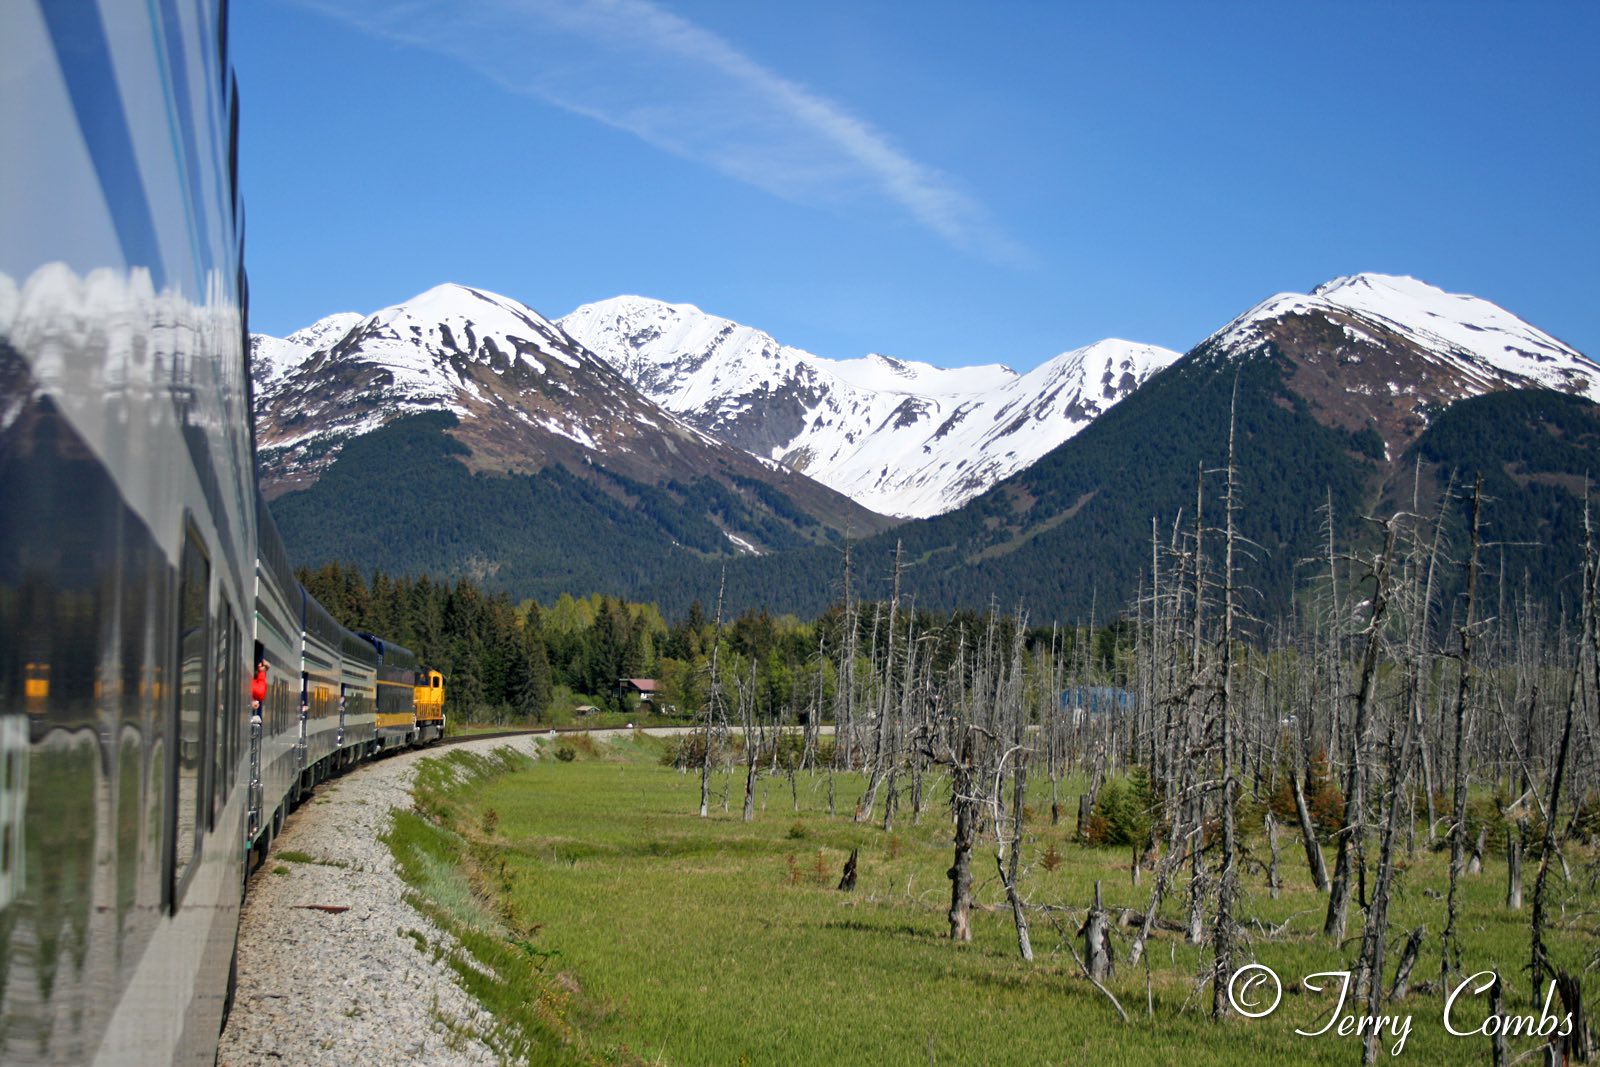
(251, 659), (268, 721)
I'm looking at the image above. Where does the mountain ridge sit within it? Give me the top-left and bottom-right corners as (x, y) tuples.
(251, 282), (894, 557)
(557, 295), (1179, 518)
(251, 272), (1600, 623)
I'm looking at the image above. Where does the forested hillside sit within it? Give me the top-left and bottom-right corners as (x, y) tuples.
(273, 412), (858, 603)
(1390, 387), (1600, 614)
(647, 366), (1600, 625)
(645, 345), (1381, 620)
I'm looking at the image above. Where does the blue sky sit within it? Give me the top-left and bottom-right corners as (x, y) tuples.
(234, 1), (1599, 369)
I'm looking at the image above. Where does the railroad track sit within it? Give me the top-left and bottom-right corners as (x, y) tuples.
(436, 722), (696, 747)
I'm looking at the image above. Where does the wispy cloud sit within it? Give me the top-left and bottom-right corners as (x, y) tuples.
(291, 0), (1030, 264)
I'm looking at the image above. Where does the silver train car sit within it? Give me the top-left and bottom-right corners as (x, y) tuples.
(0, 3), (443, 1063)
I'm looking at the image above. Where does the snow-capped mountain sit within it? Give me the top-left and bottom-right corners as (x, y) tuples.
(1194, 272), (1600, 458)
(253, 283), (653, 489)
(250, 283), (888, 547)
(250, 311), (364, 395)
(1214, 273), (1596, 393)
(559, 296), (1179, 518)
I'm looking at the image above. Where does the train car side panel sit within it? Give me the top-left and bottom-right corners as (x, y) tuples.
(299, 591), (343, 779)
(0, 2), (252, 1063)
(338, 631), (378, 761)
(252, 503), (302, 846)
(358, 634), (418, 751)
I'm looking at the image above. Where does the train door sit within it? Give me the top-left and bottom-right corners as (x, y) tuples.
(168, 523), (211, 911)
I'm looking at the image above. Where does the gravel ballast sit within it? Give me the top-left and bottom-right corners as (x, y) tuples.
(217, 736), (543, 1066)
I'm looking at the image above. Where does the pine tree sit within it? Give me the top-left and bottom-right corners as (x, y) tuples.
(515, 607), (553, 722)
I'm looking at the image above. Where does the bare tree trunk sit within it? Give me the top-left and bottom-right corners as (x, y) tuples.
(837, 847), (858, 891)
(1489, 972), (1509, 1067)
(1358, 683), (1419, 1063)
(993, 746), (1034, 961)
(1291, 762), (1330, 891)
(1532, 565), (1588, 998)
(1390, 926), (1423, 1000)
(1266, 811), (1282, 899)
(1213, 387), (1241, 1019)
(1084, 880), (1113, 982)
(947, 732), (978, 942)
(1442, 478), (1484, 981)
(739, 659), (759, 822)
(1326, 519), (1398, 940)
(859, 557), (899, 822)
(1506, 829), (1523, 910)
(1186, 821), (1206, 945)
(700, 569), (727, 819)
(1556, 970), (1595, 1062)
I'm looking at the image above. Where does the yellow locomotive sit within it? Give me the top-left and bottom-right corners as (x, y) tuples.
(415, 669), (446, 743)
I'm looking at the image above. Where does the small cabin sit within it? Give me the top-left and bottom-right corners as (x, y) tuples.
(619, 678), (660, 703)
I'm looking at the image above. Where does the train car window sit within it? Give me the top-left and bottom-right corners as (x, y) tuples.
(231, 620), (245, 781)
(169, 525), (211, 907)
(212, 602), (236, 823)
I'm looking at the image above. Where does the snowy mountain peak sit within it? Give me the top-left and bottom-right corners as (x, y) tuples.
(1193, 272), (1599, 465)
(1310, 273), (1590, 384)
(1213, 273), (1596, 399)
(251, 284), (727, 496)
(249, 310), (363, 393)
(560, 295), (1177, 518)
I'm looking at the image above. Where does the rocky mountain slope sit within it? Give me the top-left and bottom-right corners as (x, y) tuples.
(250, 283), (893, 561)
(558, 296), (1178, 518)
(1197, 272), (1600, 458)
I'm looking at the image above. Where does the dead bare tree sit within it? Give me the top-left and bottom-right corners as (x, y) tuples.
(1442, 477), (1485, 980)
(1325, 516), (1399, 940)
(1531, 497), (1594, 1000)
(700, 568), (727, 819)
(1212, 385), (1244, 1019)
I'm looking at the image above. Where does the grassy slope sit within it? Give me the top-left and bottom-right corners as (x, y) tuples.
(395, 738), (1597, 1066)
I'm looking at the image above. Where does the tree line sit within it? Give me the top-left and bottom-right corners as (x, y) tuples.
(294, 560), (1082, 728)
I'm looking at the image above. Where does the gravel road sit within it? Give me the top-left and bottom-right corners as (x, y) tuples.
(217, 735), (544, 1066)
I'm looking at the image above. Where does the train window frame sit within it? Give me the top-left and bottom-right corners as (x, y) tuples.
(165, 519), (212, 913)
(211, 600), (237, 827)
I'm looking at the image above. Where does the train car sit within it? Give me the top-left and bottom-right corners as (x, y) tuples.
(414, 669), (447, 744)
(359, 634), (421, 752)
(337, 630), (379, 767)
(299, 591), (344, 786)
(252, 501), (304, 854)
(0, 3), (254, 1062)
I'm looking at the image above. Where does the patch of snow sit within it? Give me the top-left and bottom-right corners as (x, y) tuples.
(724, 531), (761, 555)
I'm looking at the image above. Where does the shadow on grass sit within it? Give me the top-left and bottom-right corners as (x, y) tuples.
(820, 917), (935, 941)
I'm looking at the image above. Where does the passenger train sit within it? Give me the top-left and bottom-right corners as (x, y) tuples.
(1, 3), (444, 1062)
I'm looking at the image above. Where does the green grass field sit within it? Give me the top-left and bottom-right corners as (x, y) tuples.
(387, 736), (1598, 1066)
